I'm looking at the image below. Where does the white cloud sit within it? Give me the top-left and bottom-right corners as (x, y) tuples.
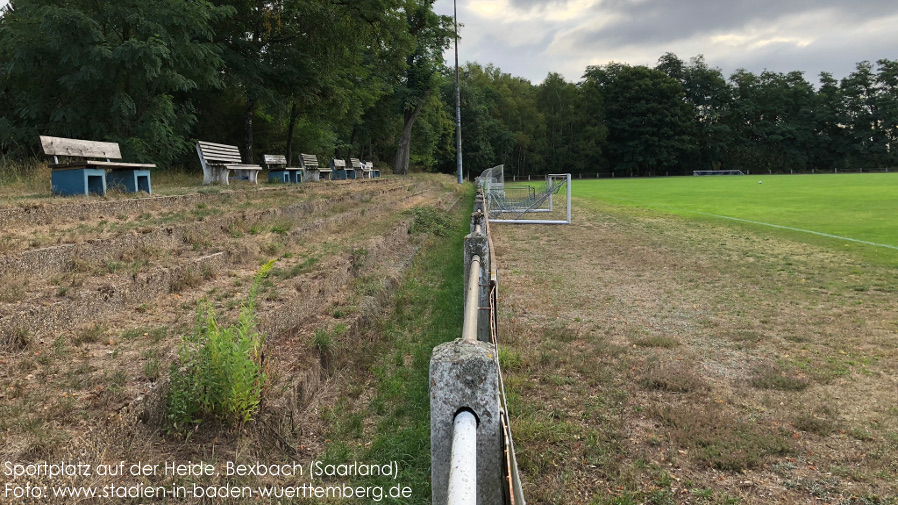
(433, 0), (898, 84)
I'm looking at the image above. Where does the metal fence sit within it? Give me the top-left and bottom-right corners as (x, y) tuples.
(430, 187), (526, 505)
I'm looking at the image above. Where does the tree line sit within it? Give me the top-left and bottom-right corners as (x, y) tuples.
(452, 55), (898, 178)
(2, 1), (897, 177)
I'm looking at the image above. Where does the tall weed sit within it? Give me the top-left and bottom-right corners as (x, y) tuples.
(166, 261), (274, 433)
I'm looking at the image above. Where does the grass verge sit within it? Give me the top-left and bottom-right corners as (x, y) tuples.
(317, 188), (472, 504)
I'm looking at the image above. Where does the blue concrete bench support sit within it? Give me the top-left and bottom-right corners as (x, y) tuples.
(107, 169), (152, 193)
(268, 169), (302, 183)
(52, 168), (107, 196)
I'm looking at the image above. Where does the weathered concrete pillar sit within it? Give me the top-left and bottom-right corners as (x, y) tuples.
(430, 339), (501, 505)
(470, 209), (485, 234)
(473, 191), (485, 215)
(464, 230), (491, 343)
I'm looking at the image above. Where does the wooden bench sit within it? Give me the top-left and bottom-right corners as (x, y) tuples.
(349, 158), (364, 180)
(40, 136), (154, 196)
(264, 155), (302, 183)
(361, 160), (381, 179)
(196, 141), (262, 185)
(331, 158), (349, 180)
(299, 153), (331, 182)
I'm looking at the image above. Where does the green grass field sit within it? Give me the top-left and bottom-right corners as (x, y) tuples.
(575, 173), (898, 263)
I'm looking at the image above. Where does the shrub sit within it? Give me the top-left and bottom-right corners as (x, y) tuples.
(166, 261), (273, 433)
(406, 206), (452, 236)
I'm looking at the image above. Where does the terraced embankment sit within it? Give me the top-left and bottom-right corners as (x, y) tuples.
(0, 175), (463, 477)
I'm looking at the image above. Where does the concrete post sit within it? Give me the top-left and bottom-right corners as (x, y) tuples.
(473, 192), (485, 215)
(464, 230), (490, 343)
(470, 210), (485, 234)
(430, 339), (502, 505)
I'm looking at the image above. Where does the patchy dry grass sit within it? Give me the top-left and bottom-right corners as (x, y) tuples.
(493, 199), (898, 504)
(0, 174), (464, 504)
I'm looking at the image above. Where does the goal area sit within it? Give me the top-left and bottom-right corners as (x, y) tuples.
(478, 165), (571, 224)
(693, 170), (745, 176)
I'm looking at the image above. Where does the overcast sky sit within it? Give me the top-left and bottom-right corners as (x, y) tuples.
(433, 0), (898, 85)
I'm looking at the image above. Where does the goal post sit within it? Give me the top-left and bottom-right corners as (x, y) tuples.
(478, 166), (571, 224)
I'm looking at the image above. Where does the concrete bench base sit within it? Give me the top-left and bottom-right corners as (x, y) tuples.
(269, 169), (302, 183)
(331, 168), (347, 180)
(52, 168), (108, 196)
(108, 169), (152, 194)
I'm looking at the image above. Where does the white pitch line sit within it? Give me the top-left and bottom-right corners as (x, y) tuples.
(692, 212), (898, 251)
(596, 195), (898, 251)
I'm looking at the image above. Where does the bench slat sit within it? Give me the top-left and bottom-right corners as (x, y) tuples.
(52, 161), (156, 170)
(208, 163), (262, 170)
(264, 155), (287, 165)
(40, 136), (122, 160)
(197, 141), (243, 163)
(300, 153), (320, 170)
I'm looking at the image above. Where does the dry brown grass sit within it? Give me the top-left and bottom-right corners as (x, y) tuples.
(494, 201), (898, 504)
(0, 174), (460, 503)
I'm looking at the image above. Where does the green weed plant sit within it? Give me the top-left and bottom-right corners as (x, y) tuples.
(166, 261), (274, 433)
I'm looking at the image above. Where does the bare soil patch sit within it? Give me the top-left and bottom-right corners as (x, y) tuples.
(493, 201), (898, 504)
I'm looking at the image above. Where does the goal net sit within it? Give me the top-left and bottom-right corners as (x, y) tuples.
(693, 170), (745, 176)
(478, 165), (571, 224)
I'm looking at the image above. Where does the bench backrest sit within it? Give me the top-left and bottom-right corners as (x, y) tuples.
(332, 158), (346, 169)
(197, 141), (243, 164)
(349, 158), (362, 170)
(264, 155), (287, 168)
(40, 136), (121, 161)
(299, 153), (320, 170)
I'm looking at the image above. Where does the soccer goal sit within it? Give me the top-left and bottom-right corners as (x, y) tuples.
(693, 170), (745, 176)
(478, 165), (571, 224)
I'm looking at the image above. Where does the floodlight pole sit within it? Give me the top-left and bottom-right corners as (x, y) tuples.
(454, 0), (463, 184)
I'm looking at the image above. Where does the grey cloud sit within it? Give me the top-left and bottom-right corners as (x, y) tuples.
(571, 0), (898, 47)
(436, 0), (898, 84)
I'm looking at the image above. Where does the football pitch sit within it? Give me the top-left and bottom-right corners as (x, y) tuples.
(575, 173), (898, 262)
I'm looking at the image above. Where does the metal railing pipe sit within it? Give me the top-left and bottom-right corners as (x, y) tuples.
(462, 255), (481, 342)
(447, 410), (477, 505)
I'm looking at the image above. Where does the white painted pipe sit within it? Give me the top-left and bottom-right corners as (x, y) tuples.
(447, 410), (477, 505)
(462, 255), (481, 342)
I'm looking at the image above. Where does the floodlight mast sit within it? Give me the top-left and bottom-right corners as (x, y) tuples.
(454, 0), (463, 184)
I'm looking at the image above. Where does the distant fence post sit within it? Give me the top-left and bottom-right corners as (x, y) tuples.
(473, 192), (485, 215)
(430, 340), (502, 505)
(464, 223), (491, 342)
(470, 209), (485, 234)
